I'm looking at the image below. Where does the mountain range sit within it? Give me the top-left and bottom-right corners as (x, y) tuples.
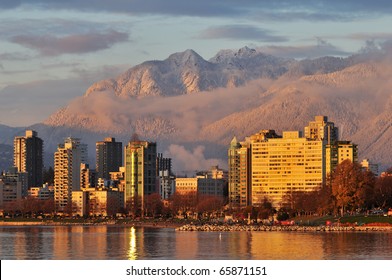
(1, 47), (391, 172)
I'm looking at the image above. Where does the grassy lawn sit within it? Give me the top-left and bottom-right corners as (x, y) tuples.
(291, 215), (392, 226)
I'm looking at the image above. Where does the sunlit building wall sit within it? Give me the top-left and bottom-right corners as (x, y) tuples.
(88, 189), (124, 216)
(251, 131), (324, 207)
(13, 130), (43, 190)
(72, 190), (88, 216)
(124, 140), (157, 214)
(28, 184), (54, 200)
(80, 163), (97, 190)
(304, 116), (338, 144)
(54, 138), (87, 213)
(175, 177), (226, 197)
(325, 141), (358, 176)
(228, 137), (251, 208)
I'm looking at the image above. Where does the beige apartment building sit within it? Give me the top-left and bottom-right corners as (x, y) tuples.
(251, 131), (324, 207)
(228, 116), (358, 209)
(54, 138), (87, 213)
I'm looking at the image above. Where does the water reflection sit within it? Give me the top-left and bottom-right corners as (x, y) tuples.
(1, 226), (392, 260)
(128, 227), (137, 260)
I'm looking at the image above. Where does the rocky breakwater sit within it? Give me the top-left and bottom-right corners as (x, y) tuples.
(176, 224), (392, 232)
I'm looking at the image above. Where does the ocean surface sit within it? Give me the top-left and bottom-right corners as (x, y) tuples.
(0, 225), (391, 260)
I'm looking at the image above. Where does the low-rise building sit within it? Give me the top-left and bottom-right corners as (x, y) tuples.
(28, 184), (54, 200)
(0, 174), (22, 208)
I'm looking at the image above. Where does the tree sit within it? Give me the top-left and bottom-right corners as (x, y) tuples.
(257, 197), (275, 220)
(125, 196), (142, 217)
(170, 191), (198, 217)
(331, 160), (375, 215)
(144, 193), (163, 217)
(196, 195), (225, 218)
(374, 169), (392, 208)
(314, 182), (334, 216)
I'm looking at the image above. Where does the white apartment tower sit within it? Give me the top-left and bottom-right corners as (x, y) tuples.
(54, 138), (87, 213)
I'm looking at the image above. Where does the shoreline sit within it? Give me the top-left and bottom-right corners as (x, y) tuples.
(1, 220), (392, 232)
(0, 220), (185, 228)
(176, 224), (392, 232)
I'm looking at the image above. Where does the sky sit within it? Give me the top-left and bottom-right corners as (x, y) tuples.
(1, 0), (392, 126)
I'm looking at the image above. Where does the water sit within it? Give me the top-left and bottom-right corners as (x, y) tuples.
(0, 225), (392, 260)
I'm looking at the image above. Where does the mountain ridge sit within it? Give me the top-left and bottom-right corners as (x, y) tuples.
(6, 47), (392, 171)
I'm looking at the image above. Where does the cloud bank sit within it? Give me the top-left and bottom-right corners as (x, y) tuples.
(2, 1), (392, 21)
(11, 30), (129, 56)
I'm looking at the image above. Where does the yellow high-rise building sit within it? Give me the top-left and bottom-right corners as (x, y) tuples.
(227, 116), (358, 209)
(251, 131), (324, 207)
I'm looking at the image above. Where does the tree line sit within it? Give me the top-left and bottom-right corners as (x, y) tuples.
(280, 160), (392, 218)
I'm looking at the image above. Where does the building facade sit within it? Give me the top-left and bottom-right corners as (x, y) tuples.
(156, 153), (175, 200)
(361, 159), (379, 177)
(124, 140), (157, 214)
(54, 138), (87, 213)
(304, 115), (338, 144)
(96, 137), (122, 181)
(13, 130), (43, 188)
(0, 171), (23, 208)
(228, 137), (251, 208)
(251, 131), (325, 207)
(228, 116), (359, 209)
(175, 176), (226, 198)
(80, 163), (97, 190)
(325, 141), (358, 176)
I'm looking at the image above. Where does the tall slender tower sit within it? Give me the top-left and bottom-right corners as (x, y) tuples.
(54, 138), (87, 213)
(13, 130), (43, 188)
(124, 139), (157, 215)
(228, 136), (252, 208)
(95, 137), (122, 181)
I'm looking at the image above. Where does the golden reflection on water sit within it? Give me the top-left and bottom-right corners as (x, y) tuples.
(1, 226), (392, 259)
(250, 232), (323, 259)
(127, 226), (137, 260)
(175, 231), (199, 259)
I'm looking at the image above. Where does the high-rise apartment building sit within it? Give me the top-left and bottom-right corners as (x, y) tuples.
(124, 140), (157, 214)
(228, 116), (358, 209)
(228, 137), (252, 208)
(80, 163), (97, 190)
(304, 116), (338, 144)
(156, 153), (175, 200)
(13, 130), (43, 188)
(96, 137), (122, 181)
(54, 138), (87, 213)
(251, 130), (325, 207)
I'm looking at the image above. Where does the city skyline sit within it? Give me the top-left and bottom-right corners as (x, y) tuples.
(1, 115), (390, 218)
(1, 1), (392, 126)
